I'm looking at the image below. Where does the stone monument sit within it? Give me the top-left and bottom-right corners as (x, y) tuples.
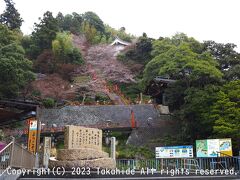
(64, 125), (102, 150)
(49, 125), (116, 170)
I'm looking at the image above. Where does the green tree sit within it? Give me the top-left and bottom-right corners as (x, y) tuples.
(31, 11), (59, 58)
(83, 11), (105, 34)
(142, 34), (223, 145)
(174, 85), (220, 143)
(0, 0), (23, 30)
(52, 32), (83, 64)
(104, 24), (133, 43)
(211, 80), (240, 151)
(203, 41), (240, 80)
(82, 21), (98, 44)
(143, 43), (222, 86)
(0, 24), (35, 97)
(124, 33), (153, 64)
(151, 33), (204, 57)
(0, 23), (17, 46)
(56, 12), (83, 34)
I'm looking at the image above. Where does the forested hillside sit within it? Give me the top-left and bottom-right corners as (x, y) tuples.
(0, 0), (239, 152)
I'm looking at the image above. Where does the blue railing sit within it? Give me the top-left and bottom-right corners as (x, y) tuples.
(116, 157), (240, 172)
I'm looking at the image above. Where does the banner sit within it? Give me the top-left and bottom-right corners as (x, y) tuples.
(27, 118), (38, 154)
(196, 138), (232, 157)
(156, 145), (193, 158)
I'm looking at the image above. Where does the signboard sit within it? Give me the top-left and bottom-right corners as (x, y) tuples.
(27, 118), (38, 154)
(219, 139), (232, 156)
(29, 120), (37, 130)
(156, 145), (193, 158)
(196, 138), (232, 157)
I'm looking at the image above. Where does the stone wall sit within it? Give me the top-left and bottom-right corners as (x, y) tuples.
(38, 105), (160, 128)
(38, 105), (176, 147)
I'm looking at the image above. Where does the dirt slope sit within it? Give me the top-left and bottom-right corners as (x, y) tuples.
(30, 34), (135, 104)
(72, 35), (136, 104)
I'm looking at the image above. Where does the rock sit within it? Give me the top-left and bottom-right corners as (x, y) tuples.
(57, 148), (109, 161)
(157, 105), (170, 114)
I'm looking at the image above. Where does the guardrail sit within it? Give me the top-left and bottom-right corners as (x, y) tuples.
(116, 157), (240, 171)
(0, 138), (36, 176)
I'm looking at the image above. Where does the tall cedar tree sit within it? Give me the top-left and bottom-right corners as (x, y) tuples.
(0, 0), (23, 30)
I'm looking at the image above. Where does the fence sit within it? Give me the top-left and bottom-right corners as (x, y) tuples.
(0, 138), (36, 176)
(116, 157), (240, 172)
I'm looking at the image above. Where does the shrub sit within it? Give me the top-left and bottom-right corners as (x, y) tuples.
(42, 98), (55, 108)
(116, 53), (126, 61)
(95, 93), (109, 102)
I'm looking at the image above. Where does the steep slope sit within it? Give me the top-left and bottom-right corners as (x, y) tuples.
(28, 35), (135, 104)
(72, 35), (136, 104)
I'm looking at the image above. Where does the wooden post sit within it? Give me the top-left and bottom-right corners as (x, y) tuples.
(10, 137), (15, 167)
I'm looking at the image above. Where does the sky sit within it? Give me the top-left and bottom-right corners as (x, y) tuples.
(0, 0), (240, 51)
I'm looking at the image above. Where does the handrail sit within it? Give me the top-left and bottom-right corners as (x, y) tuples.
(0, 166), (10, 175)
(0, 139), (36, 171)
(216, 151), (238, 159)
(0, 141), (13, 154)
(116, 158), (240, 171)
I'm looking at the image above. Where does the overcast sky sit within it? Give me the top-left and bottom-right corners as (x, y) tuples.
(0, 0), (240, 51)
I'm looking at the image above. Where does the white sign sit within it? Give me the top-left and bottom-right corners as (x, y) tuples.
(207, 139), (219, 157)
(29, 120), (38, 130)
(156, 145), (193, 158)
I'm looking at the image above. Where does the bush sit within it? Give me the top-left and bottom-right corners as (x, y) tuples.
(67, 48), (84, 64)
(117, 145), (154, 159)
(116, 53), (126, 61)
(52, 32), (84, 64)
(95, 93), (109, 102)
(31, 90), (41, 97)
(42, 98), (55, 108)
(107, 132), (154, 159)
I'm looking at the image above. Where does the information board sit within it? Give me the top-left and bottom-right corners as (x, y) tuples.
(155, 145), (193, 158)
(196, 138), (232, 157)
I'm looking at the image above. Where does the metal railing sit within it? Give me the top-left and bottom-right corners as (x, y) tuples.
(116, 157), (240, 171)
(0, 141), (12, 175)
(0, 138), (36, 176)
